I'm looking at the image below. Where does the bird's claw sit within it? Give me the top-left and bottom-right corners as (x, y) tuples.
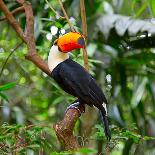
(65, 101), (85, 116)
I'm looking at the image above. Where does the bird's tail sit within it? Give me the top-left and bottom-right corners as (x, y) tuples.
(100, 106), (111, 141)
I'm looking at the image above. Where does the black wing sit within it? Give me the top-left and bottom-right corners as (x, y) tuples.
(52, 59), (108, 108)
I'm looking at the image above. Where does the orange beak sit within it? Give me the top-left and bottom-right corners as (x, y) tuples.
(55, 32), (85, 53)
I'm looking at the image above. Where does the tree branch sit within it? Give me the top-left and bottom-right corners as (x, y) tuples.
(0, 41), (23, 77)
(80, 0), (87, 38)
(80, 0), (89, 71)
(45, 0), (65, 19)
(0, 0), (26, 42)
(17, 0), (51, 76)
(0, 6), (24, 21)
(79, 0), (97, 145)
(58, 0), (75, 32)
(53, 108), (83, 150)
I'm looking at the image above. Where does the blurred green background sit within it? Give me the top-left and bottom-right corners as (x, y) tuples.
(0, 0), (155, 154)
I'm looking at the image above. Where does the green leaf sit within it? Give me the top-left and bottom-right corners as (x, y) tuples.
(150, 0), (155, 17)
(93, 124), (105, 140)
(143, 136), (155, 140)
(0, 92), (9, 101)
(89, 59), (103, 64)
(121, 130), (141, 143)
(0, 82), (16, 91)
(50, 151), (72, 155)
(77, 148), (97, 154)
(52, 96), (64, 105)
(55, 22), (63, 28)
(131, 78), (148, 108)
(27, 144), (40, 149)
(135, 1), (148, 17)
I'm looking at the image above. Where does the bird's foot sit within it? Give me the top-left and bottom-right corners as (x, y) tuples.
(65, 101), (85, 116)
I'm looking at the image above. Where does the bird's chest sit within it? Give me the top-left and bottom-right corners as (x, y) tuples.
(52, 63), (77, 96)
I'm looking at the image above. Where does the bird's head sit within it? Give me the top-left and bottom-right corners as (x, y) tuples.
(53, 32), (85, 53)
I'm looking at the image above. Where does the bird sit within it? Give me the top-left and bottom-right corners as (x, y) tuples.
(48, 32), (111, 140)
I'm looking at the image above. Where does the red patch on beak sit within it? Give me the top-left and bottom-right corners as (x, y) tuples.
(56, 32), (85, 52)
(59, 41), (84, 52)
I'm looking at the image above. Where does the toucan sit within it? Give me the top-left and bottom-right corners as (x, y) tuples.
(48, 32), (111, 140)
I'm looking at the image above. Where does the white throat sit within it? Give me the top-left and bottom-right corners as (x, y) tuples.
(48, 45), (69, 72)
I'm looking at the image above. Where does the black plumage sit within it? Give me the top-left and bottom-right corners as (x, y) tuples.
(51, 58), (111, 140)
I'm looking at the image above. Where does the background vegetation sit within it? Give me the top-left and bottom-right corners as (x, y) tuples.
(0, 0), (155, 154)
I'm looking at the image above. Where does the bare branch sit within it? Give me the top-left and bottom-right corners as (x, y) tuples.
(0, 42), (23, 77)
(25, 54), (50, 76)
(80, 0), (88, 38)
(80, 0), (89, 71)
(16, 0), (51, 75)
(53, 106), (84, 150)
(0, 6), (24, 21)
(82, 48), (89, 71)
(0, 0), (50, 75)
(58, 0), (75, 32)
(45, 0), (65, 19)
(0, 0), (26, 42)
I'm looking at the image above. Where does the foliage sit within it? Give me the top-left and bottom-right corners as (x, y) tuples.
(0, 0), (155, 154)
(0, 123), (54, 154)
(0, 82), (16, 101)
